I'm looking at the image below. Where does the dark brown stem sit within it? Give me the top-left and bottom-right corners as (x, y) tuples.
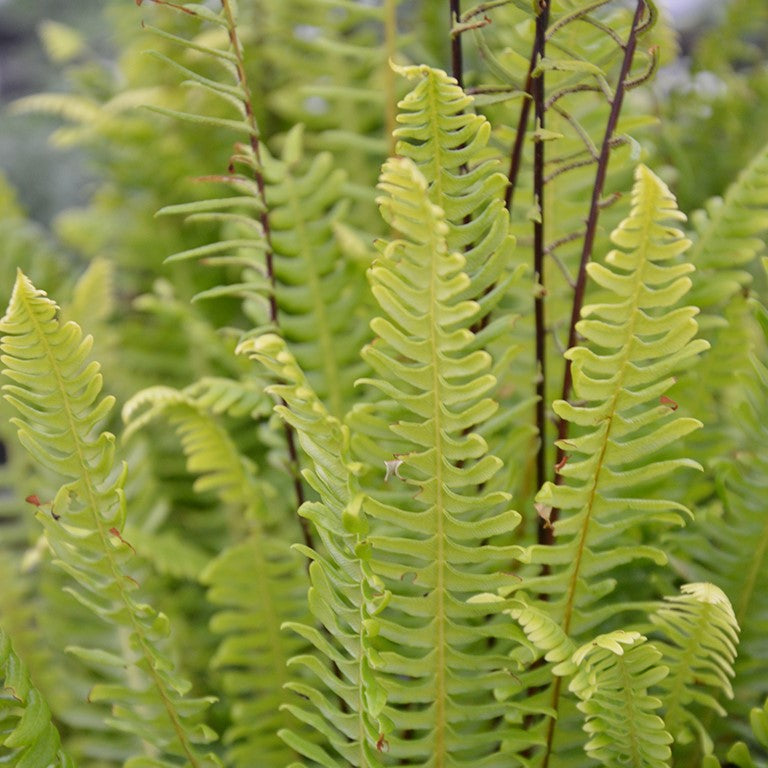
(503, 37), (537, 210)
(220, 0), (310, 549)
(553, 0), (648, 502)
(450, 0), (464, 88)
(532, 0), (551, 547)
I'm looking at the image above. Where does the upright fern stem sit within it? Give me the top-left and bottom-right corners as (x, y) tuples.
(533, 0), (551, 547)
(219, 0), (310, 543)
(450, 0), (464, 88)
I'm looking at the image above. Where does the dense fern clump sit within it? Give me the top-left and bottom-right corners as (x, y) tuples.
(2, 1), (768, 767)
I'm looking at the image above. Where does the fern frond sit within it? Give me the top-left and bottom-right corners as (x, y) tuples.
(238, 333), (390, 767)
(517, 164), (708, 760)
(353, 156), (534, 764)
(651, 583), (739, 753)
(392, 64), (516, 321)
(531, 164), (707, 627)
(688, 139), (768, 319)
(0, 272), (219, 767)
(123, 381), (308, 766)
(565, 630), (672, 768)
(0, 627), (73, 768)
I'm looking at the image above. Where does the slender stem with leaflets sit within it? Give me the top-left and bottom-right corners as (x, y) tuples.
(220, 0), (310, 548)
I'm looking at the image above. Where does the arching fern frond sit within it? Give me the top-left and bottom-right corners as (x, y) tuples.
(651, 583), (739, 754)
(0, 272), (220, 768)
(0, 626), (73, 768)
(565, 630), (672, 768)
(238, 332), (390, 768)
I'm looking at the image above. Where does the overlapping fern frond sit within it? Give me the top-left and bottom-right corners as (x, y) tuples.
(0, 272), (219, 767)
(350, 65), (526, 493)
(238, 333), (390, 768)
(651, 583), (739, 753)
(123, 381), (307, 767)
(565, 630), (672, 768)
(515, 164), (708, 760)
(359, 157), (530, 764)
(0, 627), (73, 768)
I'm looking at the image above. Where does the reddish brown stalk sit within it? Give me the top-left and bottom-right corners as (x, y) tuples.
(450, 0), (464, 89)
(220, 0), (310, 548)
(532, 0), (551, 547)
(504, 31), (538, 211)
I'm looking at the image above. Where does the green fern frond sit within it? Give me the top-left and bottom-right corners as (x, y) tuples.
(238, 333), (390, 768)
(565, 630), (672, 768)
(354, 156), (532, 764)
(0, 272), (220, 767)
(688, 139), (768, 318)
(651, 583), (739, 753)
(392, 64), (516, 320)
(530, 164), (708, 631)
(123, 381), (310, 766)
(0, 627), (73, 768)
(517, 164), (708, 760)
(123, 385), (259, 508)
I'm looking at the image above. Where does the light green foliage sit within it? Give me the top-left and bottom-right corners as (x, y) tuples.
(566, 630), (672, 768)
(0, 627), (73, 768)
(531, 165), (708, 631)
(651, 583), (740, 752)
(2, 2), (768, 767)
(0, 273), (220, 767)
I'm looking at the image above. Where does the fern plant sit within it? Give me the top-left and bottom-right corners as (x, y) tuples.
(2, 1), (768, 767)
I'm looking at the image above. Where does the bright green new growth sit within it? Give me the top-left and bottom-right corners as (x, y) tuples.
(3, 2), (768, 767)
(531, 165), (709, 636)
(0, 272), (220, 768)
(566, 630), (672, 768)
(652, 583), (740, 752)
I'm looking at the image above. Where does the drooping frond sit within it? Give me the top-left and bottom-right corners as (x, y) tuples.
(123, 382), (308, 766)
(0, 272), (220, 767)
(0, 627), (73, 768)
(563, 630), (672, 768)
(354, 156), (531, 764)
(651, 583), (740, 753)
(238, 333), (390, 768)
